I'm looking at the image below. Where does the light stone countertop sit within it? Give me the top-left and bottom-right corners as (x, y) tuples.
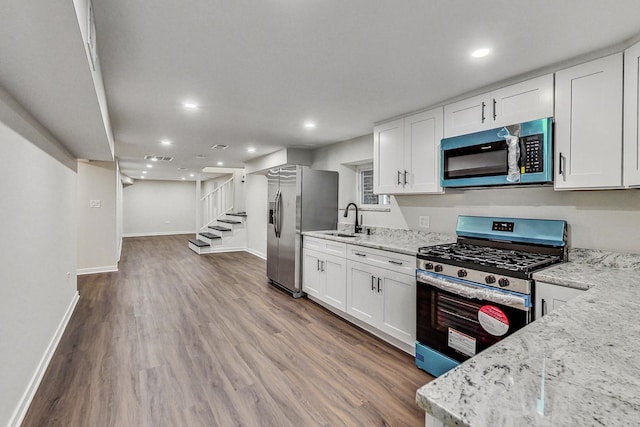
(416, 247), (640, 427)
(302, 226), (456, 256)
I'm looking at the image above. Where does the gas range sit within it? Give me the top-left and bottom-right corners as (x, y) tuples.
(416, 216), (567, 295)
(415, 215), (568, 377)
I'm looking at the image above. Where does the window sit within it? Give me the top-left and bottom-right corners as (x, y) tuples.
(358, 165), (390, 207)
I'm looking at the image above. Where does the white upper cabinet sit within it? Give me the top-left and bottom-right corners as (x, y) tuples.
(444, 74), (554, 137)
(443, 94), (490, 137)
(373, 107), (443, 195)
(624, 41), (640, 188)
(373, 118), (404, 194)
(555, 53), (623, 190)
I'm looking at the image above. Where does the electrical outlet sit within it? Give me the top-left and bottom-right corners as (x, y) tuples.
(418, 215), (430, 228)
(89, 199), (101, 208)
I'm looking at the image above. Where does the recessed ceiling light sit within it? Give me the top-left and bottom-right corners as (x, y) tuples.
(142, 171), (147, 174)
(181, 177), (186, 180)
(471, 48), (491, 58)
(140, 176), (145, 179)
(182, 102), (199, 110)
(146, 164), (153, 168)
(304, 122), (316, 129)
(151, 157), (159, 162)
(217, 161), (223, 166)
(247, 147), (256, 153)
(161, 139), (172, 145)
(190, 173), (195, 177)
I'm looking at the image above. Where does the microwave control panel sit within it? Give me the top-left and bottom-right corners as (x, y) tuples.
(521, 133), (544, 173)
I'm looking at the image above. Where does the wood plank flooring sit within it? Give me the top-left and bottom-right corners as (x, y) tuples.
(22, 234), (433, 426)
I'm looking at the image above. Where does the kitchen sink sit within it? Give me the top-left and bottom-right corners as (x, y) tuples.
(323, 231), (357, 238)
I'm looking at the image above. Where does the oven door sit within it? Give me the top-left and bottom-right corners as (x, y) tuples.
(416, 270), (531, 363)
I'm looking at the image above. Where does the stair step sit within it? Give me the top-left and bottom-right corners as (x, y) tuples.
(208, 225), (232, 232)
(218, 219), (242, 224)
(189, 239), (210, 248)
(227, 212), (247, 217)
(199, 232), (222, 240)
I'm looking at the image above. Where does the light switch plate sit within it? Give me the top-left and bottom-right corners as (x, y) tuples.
(418, 215), (430, 228)
(89, 200), (101, 208)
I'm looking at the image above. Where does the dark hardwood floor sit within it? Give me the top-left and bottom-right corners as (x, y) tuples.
(23, 234), (433, 426)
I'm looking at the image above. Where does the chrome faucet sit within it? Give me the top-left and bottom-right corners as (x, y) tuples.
(343, 203), (362, 234)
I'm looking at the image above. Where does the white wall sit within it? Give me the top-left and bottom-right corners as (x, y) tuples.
(77, 160), (119, 274)
(0, 96), (78, 426)
(123, 180), (196, 236)
(312, 134), (640, 254)
(245, 173), (268, 258)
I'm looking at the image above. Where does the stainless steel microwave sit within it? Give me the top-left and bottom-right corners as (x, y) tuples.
(440, 118), (553, 188)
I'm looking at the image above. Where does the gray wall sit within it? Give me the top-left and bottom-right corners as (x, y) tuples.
(312, 134), (640, 253)
(123, 180), (196, 236)
(244, 173), (268, 258)
(0, 95), (78, 426)
(77, 160), (119, 273)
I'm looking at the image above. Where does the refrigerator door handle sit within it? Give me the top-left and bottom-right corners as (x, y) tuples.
(273, 190), (280, 237)
(275, 190), (283, 237)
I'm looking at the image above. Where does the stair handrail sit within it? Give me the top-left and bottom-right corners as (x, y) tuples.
(200, 177), (234, 230)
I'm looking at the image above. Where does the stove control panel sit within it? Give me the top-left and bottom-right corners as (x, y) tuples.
(416, 258), (532, 294)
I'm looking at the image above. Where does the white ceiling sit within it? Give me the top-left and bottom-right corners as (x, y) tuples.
(4, 2), (640, 181)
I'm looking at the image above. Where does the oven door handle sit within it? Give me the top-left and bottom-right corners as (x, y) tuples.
(417, 270), (531, 311)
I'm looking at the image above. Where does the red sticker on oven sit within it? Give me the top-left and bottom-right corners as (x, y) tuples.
(478, 305), (510, 336)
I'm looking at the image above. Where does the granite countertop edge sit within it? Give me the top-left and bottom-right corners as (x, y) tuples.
(415, 246), (640, 426)
(302, 228), (456, 256)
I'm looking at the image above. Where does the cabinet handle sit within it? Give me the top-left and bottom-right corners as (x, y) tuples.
(388, 260), (403, 266)
(397, 170), (402, 185)
(403, 170), (408, 185)
(377, 277), (382, 293)
(558, 152), (565, 176)
(354, 252), (367, 257)
(492, 99), (497, 120)
(481, 102), (486, 123)
(542, 298), (548, 316)
(371, 276), (375, 291)
(317, 259), (320, 271)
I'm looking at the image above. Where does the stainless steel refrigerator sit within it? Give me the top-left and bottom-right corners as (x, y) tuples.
(267, 165), (338, 297)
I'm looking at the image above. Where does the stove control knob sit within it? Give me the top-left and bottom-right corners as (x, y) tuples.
(485, 275), (496, 284)
(434, 265), (443, 273)
(498, 278), (510, 288)
(457, 269), (467, 278)
(424, 262), (434, 270)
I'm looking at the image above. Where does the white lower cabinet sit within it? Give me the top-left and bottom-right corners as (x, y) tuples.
(302, 238), (347, 311)
(534, 281), (586, 319)
(346, 255), (416, 346)
(302, 237), (417, 352)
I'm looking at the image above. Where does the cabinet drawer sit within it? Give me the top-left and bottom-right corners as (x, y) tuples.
(303, 236), (347, 256)
(346, 245), (415, 275)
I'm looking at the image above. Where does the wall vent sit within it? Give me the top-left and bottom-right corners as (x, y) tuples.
(144, 155), (174, 161)
(211, 144), (229, 150)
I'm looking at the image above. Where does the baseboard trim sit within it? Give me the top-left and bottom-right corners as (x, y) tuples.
(77, 265), (118, 275)
(123, 230), (195, 237)
(245, 248), (266, 260)
(8, 291), (80, 427)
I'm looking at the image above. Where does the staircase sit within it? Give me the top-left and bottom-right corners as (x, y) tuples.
(188, 176), (248, 254)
